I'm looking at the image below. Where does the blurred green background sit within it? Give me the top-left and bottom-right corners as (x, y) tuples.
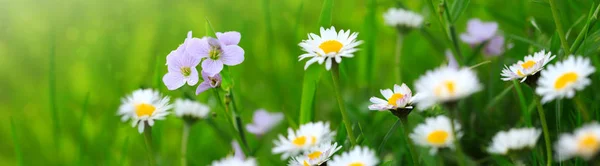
(2, 0), (600, 165)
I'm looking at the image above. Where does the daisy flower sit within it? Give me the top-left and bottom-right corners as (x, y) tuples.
(273, 121), (336, 159)
(487, 128), (542, 155)
(173, 98), (210, 120)
(289, 142), (342, 166)
(117, 89), (172, 133)
(246, 109), (284, 136)
(327, 146), (379, 166)
(555, 122), (600, 161)
(195, 71), (222, 95)
(163, 31), (201, 90)
(298, 26), (363, 70)
(501, 50), (555, 82)
(413, 66), (482, 110)
(187, 31), (244, 76)
(410, 115), (462, 154)
(383, 8), (424, 29)
(460, 18), (498, 45)
(536, 56), (595, 103)
(210, 156), (257, 166)
(368, 83), (414, 111)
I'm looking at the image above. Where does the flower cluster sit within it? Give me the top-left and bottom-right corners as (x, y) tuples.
(163, 31), (245, 94)
(460, 18), (506, 56)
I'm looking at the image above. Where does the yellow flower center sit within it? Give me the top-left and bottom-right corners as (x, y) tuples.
(516, 70), (525, 77)
(292, 136), (317, 146)
(303, 161), (310, 166)
(578, 134), (600, 152)
(427, 130), (449, 145)
(348, 162), (365, 166)
(435, 81), (456, 97)
(135, 103), (156, 117)
(209, 49), (221, 60)
(554, 72), (578, 90)
(319, 40), (343, 54)
(308, 151), (322, 160)
(521, 60), (536, 69)
(181, 67), (191, 77)
(387, 93), (404, 106)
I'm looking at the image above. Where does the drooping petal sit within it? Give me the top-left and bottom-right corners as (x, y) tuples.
(221, 45), (245, 65)
(202, 59), (224, 76)
(217, 31), (241, 46)
(163, 72), (186, 90)
(196, 82), (212, 95)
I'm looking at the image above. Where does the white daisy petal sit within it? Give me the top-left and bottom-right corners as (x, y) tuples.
(536, 55), (595, 104)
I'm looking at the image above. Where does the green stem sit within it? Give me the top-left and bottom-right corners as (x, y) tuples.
(377, 119), (400, 154)
(395, 31), (404, 83)
(535, 96), (553, 166)
(448, 107), (466, 166)
(556, 99), (561, 133)
(513, 81), (530, 126)
(570, 3), (600, 54)
(548, 0), (571, 56)
(180, 122), (190, 166)
(228, 92), (251, 152)
(143, 123), (156, 166)
(399, 117), (419, 166)
(574, 96), (591, 122)
(331, 63), (356, 146)
(442, 0), (464, 60)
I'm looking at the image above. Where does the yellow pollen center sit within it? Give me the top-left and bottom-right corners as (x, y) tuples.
(319, 40), (343, 54)
(578, 134), (599, 152)
(517, 70), (525, 77)
(293, 136), (307, 146)
(435, 81), (456, 96)
(427, 130), (449, 145)
(387, 93), (404, 106)
(308, 151), (322, 160)
(521, 60), (536, 69)
(311, 136), (317, 145)
(303, 160), (310, 166)
(554, 72), (578, 90)
(135, 103), (156, 117)
(348, 162), (365, 166)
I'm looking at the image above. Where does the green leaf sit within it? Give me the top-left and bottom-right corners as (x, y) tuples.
(318, 0), (333, 27)
(299, 66), (323, 124)
(334, 120), (348, 148)
(449, 0), (470, 23)
(299, 0), (332, 124)
(219, 66), (233, 91)
(205, 18), (216, 37)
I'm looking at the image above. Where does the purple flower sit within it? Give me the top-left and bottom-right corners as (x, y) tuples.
(232, 141), (245, 160)
(460, 19), (498, 45)
(484, 35), (505, 56)
(445, 49), (458, 69)
(162, 31), (201, 90)
(195, 71), (222, 95)
(245, 109), (284, 136)
(187, 31), (245, 77)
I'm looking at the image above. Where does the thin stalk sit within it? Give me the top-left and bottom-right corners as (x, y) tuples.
(399, 117), (419, 166)
(395, 31), (404, 83)
(229, 92), (251, 154)
(574, 96), (591, 121)
(377, 119), (400, 154)
(442, 0), (464, 60)
(556, 99), (561, 133)
(180, 122), (191, 166)
(143, 123), (156, 166)
(448, 107), (466, 166)
(548, 0), (571, 56)
(570, 3), (600, 54)
(331, 63), (357, 145)
(535, 96), (553, 166)
(513, 81), (530, 126)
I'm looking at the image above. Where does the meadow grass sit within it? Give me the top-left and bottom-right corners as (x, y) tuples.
(3, 0), (600, 165)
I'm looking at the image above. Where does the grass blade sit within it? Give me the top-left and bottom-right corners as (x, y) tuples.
(450, 0), (470, 23)
(358, 0), (376, 88)
(299, 0), (333, 124)
(78, 92), (91, 166)
(10, 117), (22, 166)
